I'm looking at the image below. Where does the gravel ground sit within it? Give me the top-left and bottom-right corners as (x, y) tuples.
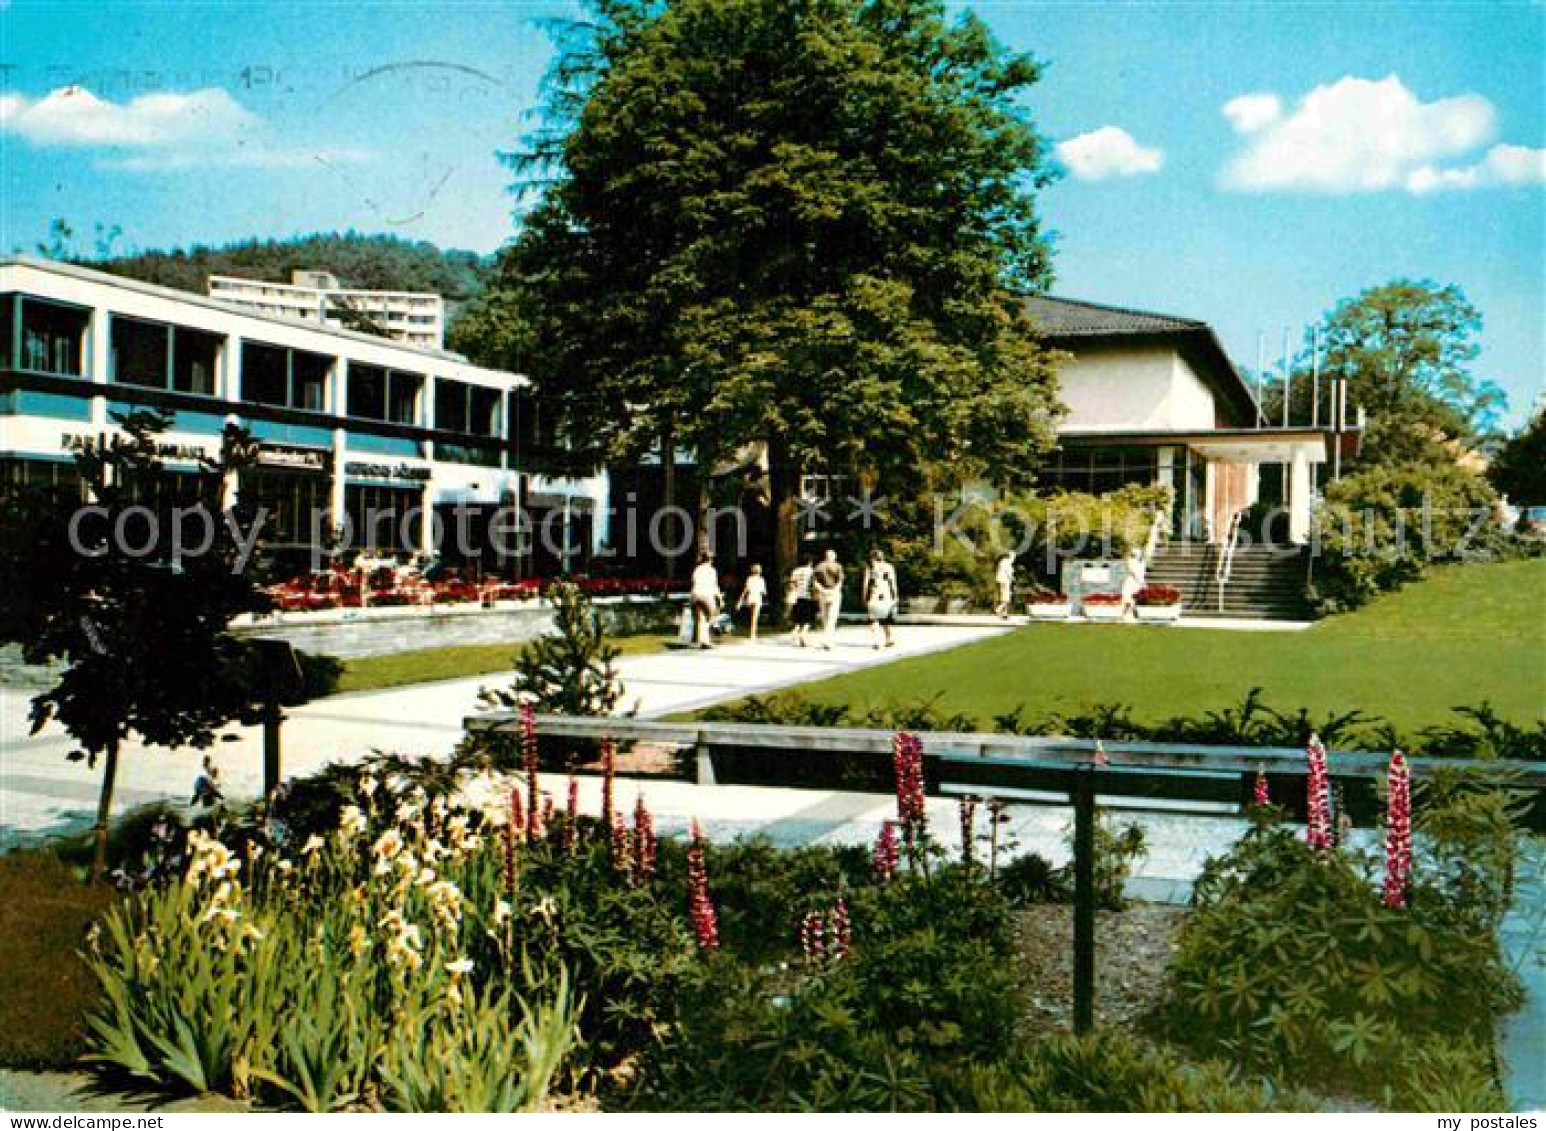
(1013, 903), (1187, 1034)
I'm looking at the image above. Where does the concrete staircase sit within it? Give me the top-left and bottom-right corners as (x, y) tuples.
(1144, 542), (1314, 622)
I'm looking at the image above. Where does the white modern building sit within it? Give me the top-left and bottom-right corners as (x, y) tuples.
(0, 255), (603, 574)
(209, 270), (446, 350)
(1025, 296), (1358, 545)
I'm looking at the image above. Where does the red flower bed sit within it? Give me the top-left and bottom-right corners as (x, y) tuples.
(1134, 585), (1182, 606)
(1081, 591), (1124, 606)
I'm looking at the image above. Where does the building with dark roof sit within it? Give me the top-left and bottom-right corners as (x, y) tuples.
(1024, 295), (1357, 543)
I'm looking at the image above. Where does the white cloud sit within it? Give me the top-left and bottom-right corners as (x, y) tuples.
(1056, 126), (1164, 181)
(3, 85), (257, 148)
(1, 85), (378, 173)
(1220, 74), (1507, 194)
(1222, 93), (1281, 135)
(1407, 144), (1546, 194)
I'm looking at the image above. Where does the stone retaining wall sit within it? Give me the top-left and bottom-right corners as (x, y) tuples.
(231, 598), (684, 660)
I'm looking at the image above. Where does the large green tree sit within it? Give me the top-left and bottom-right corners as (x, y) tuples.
(502, 0), (1063, 579)
(1261, 280), (1505, 467)
(1488, 404), (1546, 506)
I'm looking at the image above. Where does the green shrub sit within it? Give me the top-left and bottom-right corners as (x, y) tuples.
(958, 1031), (1317, 1112)
(634, 867), (1020, 1110)
(1157, 809), (1522, 1106)
(1312, 461), (1506, 613)
(890, 485), (1171, 605)
(706, 687), (1544, 761)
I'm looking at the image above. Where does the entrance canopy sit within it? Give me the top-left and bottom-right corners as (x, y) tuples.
(1059, 427), (1362, 545)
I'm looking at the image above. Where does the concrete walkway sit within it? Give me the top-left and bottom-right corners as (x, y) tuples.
(0, 623), (1008, 847)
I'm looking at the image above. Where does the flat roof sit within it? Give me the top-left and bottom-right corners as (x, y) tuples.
(1, 254), (479, 368)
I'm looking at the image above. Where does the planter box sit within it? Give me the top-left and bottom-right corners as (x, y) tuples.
(1082, 602), (1125, 622)
(1028, 602), (1072, 620)
(905, 596), (942, 614)
(944, 598), (970, 615)
(1135, 603), (1183, 623)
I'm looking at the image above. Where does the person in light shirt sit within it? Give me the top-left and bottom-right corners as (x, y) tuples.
(812, 549), (845, 650)
(689, 551), (722, 649)
(993, 552), (1016, 619)
(862, 548), (899, 649)
(737, 563), (768, 642)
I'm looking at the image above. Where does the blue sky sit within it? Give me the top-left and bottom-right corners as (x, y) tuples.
(2, 1), (1542, 424)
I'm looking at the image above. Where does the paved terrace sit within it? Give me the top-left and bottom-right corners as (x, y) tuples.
(0, 623), (1009, 847)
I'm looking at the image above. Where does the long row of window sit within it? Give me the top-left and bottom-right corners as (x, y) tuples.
(2, 293), (509, 440)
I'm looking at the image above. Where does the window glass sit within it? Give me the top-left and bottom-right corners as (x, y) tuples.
(291, 351), (330, 412)
(470, 386), (501, 437)
(242, 342), (289, 407)
(349, 363), (387, 420)
(19, 298), (88, 376)
(387, 371), (421, 425)
(173, 328), (221, 395)
(111, 316), (170, 388)
(435, 379), (469, 433)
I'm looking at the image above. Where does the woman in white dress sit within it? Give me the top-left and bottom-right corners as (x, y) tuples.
(862, 548), (899, 649)
(737, 563), (768, 642)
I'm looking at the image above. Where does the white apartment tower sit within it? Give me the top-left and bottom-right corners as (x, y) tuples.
(208, 270), (446, 349)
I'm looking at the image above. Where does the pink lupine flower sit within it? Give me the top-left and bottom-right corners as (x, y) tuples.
(611, 814), (633, 880)
(891, 731), (927, 857)
(686, 820), (719, 951)
(502, 787), (520, 893)
(600, 739), (617, 833)
(1383, 749), (1412, 909)
(564, 778), (579, 854)
(1253, 770), (1270, 809)
(958, 795), (978, 872)
(633, 794), (656, 881)
(799, 901), (851, 968)
(520, 703), (541, 844)
(831, 898), (851, 961)
(1305, 733), (1333, 852)
(873, 820), (899, 883)
(799, 909), (825, 966)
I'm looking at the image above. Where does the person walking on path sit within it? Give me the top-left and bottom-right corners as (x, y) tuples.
(993, 552), (1016, 619)
(737, 563), (768, 642)
(690, 551), (722, 649)
(812, 548), (845, 650)
(785, 557), (817, 647)
(862, 548), (899, 649)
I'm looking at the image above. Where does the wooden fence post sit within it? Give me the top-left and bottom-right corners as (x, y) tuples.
(1072, 767), (1097, 1034)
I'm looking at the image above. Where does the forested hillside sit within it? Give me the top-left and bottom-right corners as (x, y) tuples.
(55, 228), (494, 304)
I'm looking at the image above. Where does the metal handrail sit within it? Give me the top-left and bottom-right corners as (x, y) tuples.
(1214, 508), (1244, 612)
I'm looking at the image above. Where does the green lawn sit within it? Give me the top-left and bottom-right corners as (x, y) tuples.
(335, 633), (676, 694)
(733, 559), (1546, 734)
